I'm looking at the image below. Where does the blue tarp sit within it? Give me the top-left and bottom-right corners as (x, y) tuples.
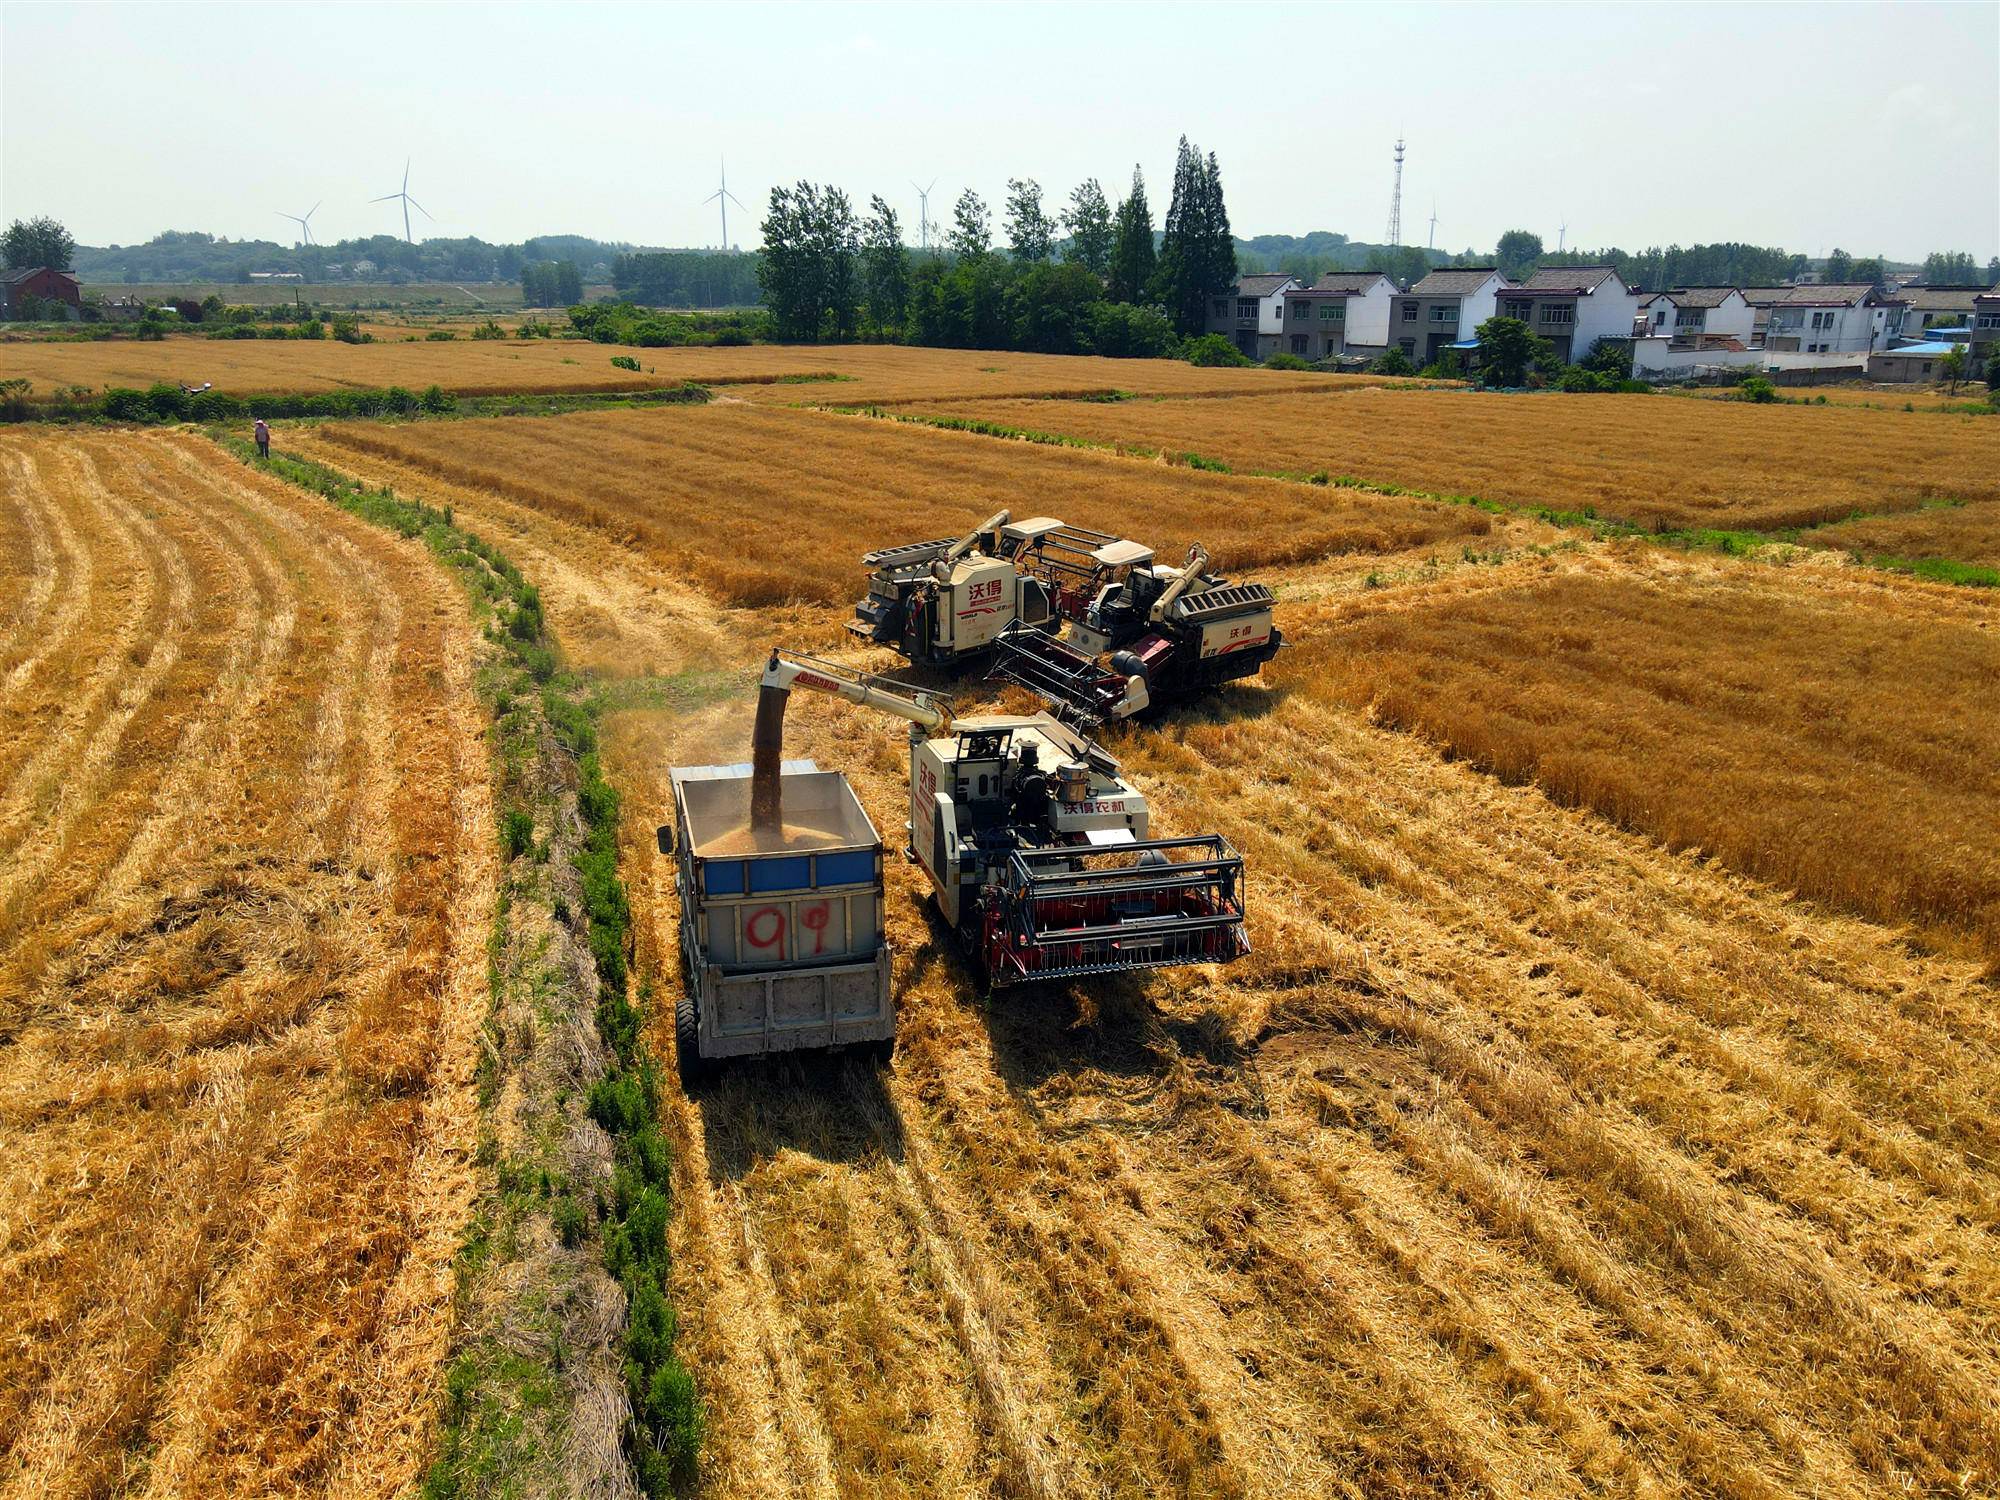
(1882, 341), (1955, 357)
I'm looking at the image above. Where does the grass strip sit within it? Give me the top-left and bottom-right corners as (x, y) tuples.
(219, 435), (701, 1496)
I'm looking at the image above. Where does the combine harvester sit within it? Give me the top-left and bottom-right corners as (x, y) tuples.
(662, 648), (1251, 1075)
(849, 510), (1283, 723)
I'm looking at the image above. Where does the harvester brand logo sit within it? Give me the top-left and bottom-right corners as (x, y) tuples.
(795, 670), (843, 692)
(958, 577), (1007, 617)
(1078, 800), (1127, 814)
(1210, 628), (1272, 657)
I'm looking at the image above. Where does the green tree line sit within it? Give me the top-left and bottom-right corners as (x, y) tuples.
(755, 136), (1236, 355)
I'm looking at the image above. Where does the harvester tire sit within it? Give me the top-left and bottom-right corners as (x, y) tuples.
(676, 993), (711, 1088)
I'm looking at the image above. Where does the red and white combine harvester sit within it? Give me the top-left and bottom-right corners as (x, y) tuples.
(847, 510), (1283, 724)
(749, 649), (1249, 988)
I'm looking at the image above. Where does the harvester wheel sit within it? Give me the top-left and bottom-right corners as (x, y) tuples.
(676, 993), (711, 1088)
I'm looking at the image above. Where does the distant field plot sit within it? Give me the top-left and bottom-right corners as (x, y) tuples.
(0, 335), (1424, 403)
(0, 429), (492, 1493)
(78, 280), (537, 309)
(295, 402), (1489, 606)
(1802, 498), (2000, 571)
(899, 388), (2000, 531)
(1300, 558), (2000, 959)
(0, 333), (676, 397)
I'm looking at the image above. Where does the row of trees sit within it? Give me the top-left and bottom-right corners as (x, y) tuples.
(756, 137), (1239, 349)
(519, 259), (583, 307)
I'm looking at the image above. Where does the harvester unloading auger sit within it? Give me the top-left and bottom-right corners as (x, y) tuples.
(754, 649), (1250, 985)
(848, 509), (1282, 724)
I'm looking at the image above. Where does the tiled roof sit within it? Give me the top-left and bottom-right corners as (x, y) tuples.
(1659, 286), (1743, 308)
(1901, 286), (1987, 313)
(1233, 274), (1295, 298)
(1409, 267), (1503, 296)
(1743, 283), (1879, 307)
(1312, 272), (1392, 293)
(1514, 265), (1621, 293)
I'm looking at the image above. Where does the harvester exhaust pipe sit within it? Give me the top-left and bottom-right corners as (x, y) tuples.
(751, 667), (789, 834)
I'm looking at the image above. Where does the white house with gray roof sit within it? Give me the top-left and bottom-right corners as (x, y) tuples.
(1638, 287), (1754, 345)
(1742, 284), (1906, 354)
(1394, 268), (1509, 365)
(1494, 266), (1639, 364)
(1273, 272), (1399, 360)
(1204, 274), (1299, 360)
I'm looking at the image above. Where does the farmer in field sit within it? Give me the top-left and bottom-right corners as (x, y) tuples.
(253, 417), (270, 459)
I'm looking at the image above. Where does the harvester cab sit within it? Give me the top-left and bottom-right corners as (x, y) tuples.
(848, 509), (1067, 668)
(752, 648), (1250, 986)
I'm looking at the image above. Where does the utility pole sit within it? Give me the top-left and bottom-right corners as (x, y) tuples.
(1386, 137), (1405, 247)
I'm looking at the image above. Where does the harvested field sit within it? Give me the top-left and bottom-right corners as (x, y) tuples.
(0, 333), (682, 397)
(291, 399), (2000, 1497)
(0, 336), (1421, 403)
(1802, 496), (2000, 570)
(898, 387), (2000, 531)
(1299, 551), (2000, 961)
(0, 429), (493, 1495)
(293, 403), (1490, 608)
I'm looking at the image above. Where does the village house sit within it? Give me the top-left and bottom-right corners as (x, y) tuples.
(1493, 266), (1639, 364)
(1205, 273), (1299, 361)
(1274, 272), (1398, 360)
(1637, 287), (1755, 344)
(0, 266), (82, 319)
(1742, 284), (1906, 354)
(1894, 284), (1987, 339)
(1393, 267), (1509, 366)
(1971, 290), (2000, 376)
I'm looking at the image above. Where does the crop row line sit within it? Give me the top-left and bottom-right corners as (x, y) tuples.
(219, 438), (702, 1497)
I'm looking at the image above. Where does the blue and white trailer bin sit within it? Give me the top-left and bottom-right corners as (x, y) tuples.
(659, 759), (894, 1076)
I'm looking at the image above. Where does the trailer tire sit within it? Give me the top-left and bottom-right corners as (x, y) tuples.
(867, 1035), (896, 1069)
(676, 993), (710, 1089)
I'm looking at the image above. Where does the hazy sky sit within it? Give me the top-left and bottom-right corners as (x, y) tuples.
(4, 1), (1996, 261)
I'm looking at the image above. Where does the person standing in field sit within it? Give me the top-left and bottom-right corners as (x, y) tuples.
(254, 417), (270, 459)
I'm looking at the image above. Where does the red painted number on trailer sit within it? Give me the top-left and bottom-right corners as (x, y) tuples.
(745, 906), (786, 952)
(800, 902), (830, 954)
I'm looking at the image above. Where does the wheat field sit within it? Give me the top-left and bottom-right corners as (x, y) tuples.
(291, 392), (2000, 1497)
(0, 336), (1414, 403)
(894, 387), (2000, 532)
(0, 429), (494, 1495)
(294, 404), (1490, 607)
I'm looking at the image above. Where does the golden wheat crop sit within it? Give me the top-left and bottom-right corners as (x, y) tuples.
(0, 335), (1420, 404)
(0, 429), (493, 1496)
(272, 387), (2000, 1498)
(898, 387), (2000, 532)
(1294, 552), (2000, 962)
(1802, 496), (2000, 568)
(292, 403), (1489, 609)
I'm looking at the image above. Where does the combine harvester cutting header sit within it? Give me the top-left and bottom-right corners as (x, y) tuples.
(848, 510), (1283, 723)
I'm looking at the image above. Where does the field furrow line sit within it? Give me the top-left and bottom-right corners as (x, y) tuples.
(0, 446), (63, 665)
(0, 442), (143, 834)
(1128, 701), (2000, 1487)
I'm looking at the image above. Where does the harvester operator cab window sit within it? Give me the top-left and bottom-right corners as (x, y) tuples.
(1010, 742), (1052, 837)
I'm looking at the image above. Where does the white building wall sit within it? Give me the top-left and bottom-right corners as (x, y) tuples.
(1572, 278), (1640, 357)
(1456, 273), (1506, 338)
(1344, 278), (1395, 347)
(1705, 292), (1755, 342)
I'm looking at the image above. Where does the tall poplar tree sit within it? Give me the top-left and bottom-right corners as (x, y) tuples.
(1153, 138), (1236, 334)
(1107, 166), (1156, 304)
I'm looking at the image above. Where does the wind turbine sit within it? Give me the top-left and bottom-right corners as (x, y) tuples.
(371, 159), (432, 243)
(1427, 201), (1439, 252)
(1557, 218), (1568, 255)
(704, 159), (747, 251)
(911, 177), (938, 253)
(278, 202), (321, 246)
